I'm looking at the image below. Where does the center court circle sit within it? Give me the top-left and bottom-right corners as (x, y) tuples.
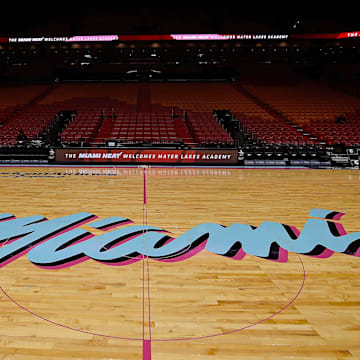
(0, 249), (306, 342)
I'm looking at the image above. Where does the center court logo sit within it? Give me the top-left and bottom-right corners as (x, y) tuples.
(0, 208), (359, 269)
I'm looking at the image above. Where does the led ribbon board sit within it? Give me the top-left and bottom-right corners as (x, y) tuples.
(2, 32), (359, 43)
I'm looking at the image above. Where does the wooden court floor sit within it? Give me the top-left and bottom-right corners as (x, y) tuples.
(0, 166), (359, 360)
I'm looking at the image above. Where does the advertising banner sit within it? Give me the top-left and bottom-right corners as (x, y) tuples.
(2, 31), (359, 43)
(55, 148), (238, 165)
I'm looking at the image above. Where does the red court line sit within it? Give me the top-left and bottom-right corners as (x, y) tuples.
(143, 167), (152, 359)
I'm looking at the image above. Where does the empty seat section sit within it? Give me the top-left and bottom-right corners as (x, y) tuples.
(151, 82), (308, 145)
(187, 112), (233, 145)
(151, 82), (275, 144)
(0, 105), (20, 125)
(302, 109), (360, 146)
(59, 98), (125, 144)
(92, 109), (181, 145)
(39, 83), (138, 105)
(0, 85), (51, 145)
(0, 85), (49, 108)
(234, 113), (315, 146)
(241, 80), (360, 145)
(0, 103), (61, 146)
(151, 83), (272, 114)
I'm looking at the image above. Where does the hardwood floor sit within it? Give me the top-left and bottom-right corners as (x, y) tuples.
(0, 166), (359, 359)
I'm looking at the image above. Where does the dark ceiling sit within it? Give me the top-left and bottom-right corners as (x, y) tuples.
(0, 3), (357, 36)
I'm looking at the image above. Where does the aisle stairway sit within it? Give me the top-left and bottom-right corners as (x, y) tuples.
(173, 116), (195, 144)
(137, 82), (151, 113)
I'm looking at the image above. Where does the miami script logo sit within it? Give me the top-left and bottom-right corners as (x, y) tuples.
(0, 208), (359, 269)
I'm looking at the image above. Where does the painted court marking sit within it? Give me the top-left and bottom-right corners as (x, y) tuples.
(0, 166), (309, 360)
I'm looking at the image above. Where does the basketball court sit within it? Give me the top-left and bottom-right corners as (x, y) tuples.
(0, 166), (359, 359)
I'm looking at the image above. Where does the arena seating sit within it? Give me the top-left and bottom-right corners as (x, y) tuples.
(91, 109), (180, 145)
(0, 106), (20, 125)
(335, 82), (360, 99)
(1, 96), (118, 146)
(39, 83), (138, 105)
(186, 112), (234, 145)
(151, 83), (273, 117)
(0, 84), (49, 108)
(2, 79), (358, 149)
(302, 110), (360, 146)
(151, 82), (272, 145)
(241, 81), (359, 124)
(240, 80), (360, 146)
(0, 103), (61, 146)
(319, 64), (360, 99)
(234, 113), (316, 146)
(40, 84), (197, 145)
(58, 98), (134, 145)
(0, 84), (55, 145)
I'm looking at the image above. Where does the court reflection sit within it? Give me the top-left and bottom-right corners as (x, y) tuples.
(63, 167), (232, 177)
